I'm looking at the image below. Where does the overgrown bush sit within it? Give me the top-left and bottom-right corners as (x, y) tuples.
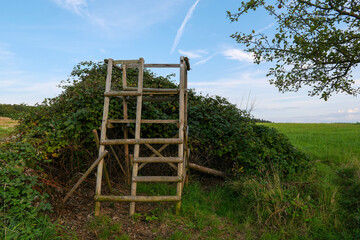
(0, 142), (56, 239)
(13, 61), (309, 181)
(188, 96), (309, 176)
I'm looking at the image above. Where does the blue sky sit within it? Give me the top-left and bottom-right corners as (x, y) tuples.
(0, 0), (359, 123)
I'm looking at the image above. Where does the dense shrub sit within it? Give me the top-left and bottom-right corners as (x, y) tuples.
(188, 95), (309, 176)
(0, 142), (56, 239)
(13, 61), (309, 180)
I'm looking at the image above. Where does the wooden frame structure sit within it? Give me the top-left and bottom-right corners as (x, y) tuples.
(94, 57), (189, 216)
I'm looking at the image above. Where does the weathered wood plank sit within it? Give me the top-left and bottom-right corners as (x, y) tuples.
(176, 56), (186, 214)
(145, 64), (180, 68)
(188, 163), (225, 177)
(130, 57), (144, 216)
(123, 87), (179, 93)
(134, 157), (182, 163)
(108, 119), (178, 124)
(113, 59), (140, 64)
(122, 64), (130, 184)
(132, 176), (182, 182)
(127, 97), (177, 102)
(121, 63), (180, 68)
(104, 91), (141, 97)
(95, 195), (180, 202)
(101, 138), (183, 145)
(95, 58), (113, 216)
(92, 129), (112, 193)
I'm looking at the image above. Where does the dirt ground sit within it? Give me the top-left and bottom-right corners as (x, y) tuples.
(49, 175), (243, 240)
(51, 180), (187, 240)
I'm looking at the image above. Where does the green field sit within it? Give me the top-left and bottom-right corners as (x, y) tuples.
(261, 123), (360, 164)
(157, 123), (360, 239)
(0, 117), (17, 138)
(259, 123), (360, 238)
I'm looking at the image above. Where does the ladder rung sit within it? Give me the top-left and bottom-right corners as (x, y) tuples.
(128, 97), (177, 102)
(95, 195), (180, 202)
(145, 64), (180, 68)
(108, 119), (178, 124)
(101, 138), (183, 145)
(113, 59), (141, 64)
(104, 91), (141, 97)
(123, 64), (180, 69)
(133, 157), (182, 163)
(123, 87), (179, 94)
(132, 176), (182, 182)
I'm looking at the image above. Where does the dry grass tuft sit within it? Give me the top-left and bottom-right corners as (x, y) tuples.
(0, 117), (18, 127)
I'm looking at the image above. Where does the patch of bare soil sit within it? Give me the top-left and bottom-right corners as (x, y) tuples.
(48, 173), (244, 240)
(51, 180), (183, 240)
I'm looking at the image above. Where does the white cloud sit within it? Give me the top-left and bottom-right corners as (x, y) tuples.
(52, 0), (109, 30)
(337, 107), (360, 114)
(52, 0), (87, 16)
(347, 107), (359, 113)
(222, 49), (253, 62)
(50, 0), (184, 34)
(0, 74), (63, 105)
(193, 53), (218, 66)
(171, 0), (200, 54)
(178, 49), (207, 59)
(0, 49), (15, 60)
(256, 22), (275, 33)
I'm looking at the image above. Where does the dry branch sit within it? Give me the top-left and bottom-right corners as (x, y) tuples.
(188, 163), (225, 177)
(63, 151), (108, 204)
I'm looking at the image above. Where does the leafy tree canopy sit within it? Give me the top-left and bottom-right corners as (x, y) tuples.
(228, 0), (360, 100)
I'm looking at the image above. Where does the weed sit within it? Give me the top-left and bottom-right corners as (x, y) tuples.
(88, 215), (128, 240)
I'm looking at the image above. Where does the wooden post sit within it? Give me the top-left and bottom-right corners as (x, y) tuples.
(122, 64), (130, 185)
(183, 57), (189, 188)
(95, 58), (113, 216)
(94, 129), (127, 176)
(92, 129), (112, 193)
(176, 56), (186, 214)
(129, 58), (144, 216)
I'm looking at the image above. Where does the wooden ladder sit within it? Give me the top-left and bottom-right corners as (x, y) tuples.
(94, 57), (189, 216)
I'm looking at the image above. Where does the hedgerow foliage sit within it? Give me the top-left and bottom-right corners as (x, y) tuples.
(14, 61), (309, 180)
(0, 142), (56, 239)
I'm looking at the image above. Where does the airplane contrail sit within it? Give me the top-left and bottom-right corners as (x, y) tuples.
(170, 0), (200, 54)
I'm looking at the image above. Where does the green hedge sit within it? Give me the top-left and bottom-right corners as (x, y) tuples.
(0, 142), (56, 239)
(13, 61), (309, 179)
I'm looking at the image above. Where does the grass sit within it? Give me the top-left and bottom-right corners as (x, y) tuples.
(259, 123), (360, 239)
(260, 123), (360, 164)
(156, 123), (360, 239)
(0, 117), (17, 138)
(2, 119), (359, 239)
(87, 216), (130, 240)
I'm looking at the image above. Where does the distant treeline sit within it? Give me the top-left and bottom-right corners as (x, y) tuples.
(0, 103), (34, 118)
(253, 118), (272, 123)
